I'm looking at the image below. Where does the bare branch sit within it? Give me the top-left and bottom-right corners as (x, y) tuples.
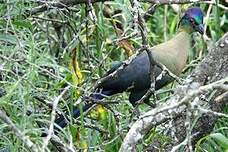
(42, 86), (70, 151)
(120, 77), (228, 152)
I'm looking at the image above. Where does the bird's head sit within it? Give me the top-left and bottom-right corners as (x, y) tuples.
(178, 7), (204, 35)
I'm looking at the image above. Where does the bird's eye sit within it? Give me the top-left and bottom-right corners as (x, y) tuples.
(190, 18), (195, 24)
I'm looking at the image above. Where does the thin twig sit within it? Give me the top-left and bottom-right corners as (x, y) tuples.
(42, 86), (70, 151)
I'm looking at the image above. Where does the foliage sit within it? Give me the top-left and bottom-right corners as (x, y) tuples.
(0, 0), (227, 151)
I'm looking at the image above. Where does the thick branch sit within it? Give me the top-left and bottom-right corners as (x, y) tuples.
(24, 0), (211, 17)
(24, 0), (113, 17)
(142, 0), (210, 5)
(119, 33), (228, 152)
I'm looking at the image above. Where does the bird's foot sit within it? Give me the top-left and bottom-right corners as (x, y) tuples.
(145, 101), (156, 108)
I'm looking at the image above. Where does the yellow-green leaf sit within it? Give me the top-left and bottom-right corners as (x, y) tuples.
(69, 49), (84, 97)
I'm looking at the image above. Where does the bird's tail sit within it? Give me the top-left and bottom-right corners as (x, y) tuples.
(51, 90), (113, 134)
(41, 103), (94, 137)
(54, 103), (94, 129)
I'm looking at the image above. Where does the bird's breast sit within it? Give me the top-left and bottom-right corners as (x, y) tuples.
(151, 31), (191, 75)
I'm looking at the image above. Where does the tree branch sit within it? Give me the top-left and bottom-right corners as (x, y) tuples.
(141, 0), (210, 5)
(119, 32), (228, 152)
(24, 0), (113, 17)
(23, 0), (212, 18)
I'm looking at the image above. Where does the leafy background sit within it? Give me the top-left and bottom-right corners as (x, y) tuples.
(0, 0), (227, 151)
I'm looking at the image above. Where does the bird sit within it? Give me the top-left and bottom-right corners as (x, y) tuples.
(53, 7), (204, 131)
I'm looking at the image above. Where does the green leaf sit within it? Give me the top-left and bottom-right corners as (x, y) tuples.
(170, 15), (178, 34)
(69, 125), (78, 142)
(12, 20), (32, 28)
(0, 34), (17, 44)
(209, 133), (228, 149)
